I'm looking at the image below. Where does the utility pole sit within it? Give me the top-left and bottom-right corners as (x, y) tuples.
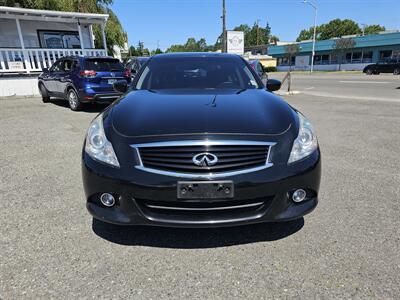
(221, 0), (226, 52)
(256, 19), (260, 45)
(303, 0), (317, 73)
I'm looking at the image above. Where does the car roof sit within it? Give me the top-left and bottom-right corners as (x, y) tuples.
(61, 55), (119, 60)
(152, 52), (241, 59)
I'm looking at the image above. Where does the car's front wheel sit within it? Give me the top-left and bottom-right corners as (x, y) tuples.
(39, 84), (50, 103)
(67, 89), (82, 111)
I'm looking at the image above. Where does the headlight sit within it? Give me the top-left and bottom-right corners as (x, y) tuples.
(288, 112), (318, 163)
(85, 114), (120, 168)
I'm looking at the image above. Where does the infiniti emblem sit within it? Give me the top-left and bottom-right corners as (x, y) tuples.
(192, 153), (218, 167)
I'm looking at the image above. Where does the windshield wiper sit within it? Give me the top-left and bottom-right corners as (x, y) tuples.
(236, 88), (247, 94)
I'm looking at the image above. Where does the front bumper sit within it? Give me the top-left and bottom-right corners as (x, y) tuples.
(82, 150), (321, 228)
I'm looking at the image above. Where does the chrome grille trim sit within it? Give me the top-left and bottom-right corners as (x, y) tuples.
(131, 140), (276, 179)
(145, 202), (265, 211)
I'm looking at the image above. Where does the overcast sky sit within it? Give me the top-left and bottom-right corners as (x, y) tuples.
(112, 0), (400, 50)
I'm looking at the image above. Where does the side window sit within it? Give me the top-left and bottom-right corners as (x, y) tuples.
(63, 59), (73, 72)
(50, 60), (63, 72)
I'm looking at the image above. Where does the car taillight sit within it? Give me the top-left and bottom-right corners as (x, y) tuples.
(79, 70), (97, 78)
(124, 69), (132, 77)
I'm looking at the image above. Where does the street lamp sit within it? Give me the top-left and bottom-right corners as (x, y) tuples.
(303, 0), (317, 73)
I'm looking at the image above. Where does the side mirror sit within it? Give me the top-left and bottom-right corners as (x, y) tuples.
(113, 80), (128, 93)
(266, 79), (281, 92)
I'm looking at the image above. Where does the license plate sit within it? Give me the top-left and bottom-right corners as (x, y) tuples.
(177, 181), (234, 199)
(108, 79), (117, 84)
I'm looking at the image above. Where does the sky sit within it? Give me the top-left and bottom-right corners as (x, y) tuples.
(111, 0), (400, 51)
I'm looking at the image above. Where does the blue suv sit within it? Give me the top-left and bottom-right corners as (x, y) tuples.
(38, 56), (131, 111)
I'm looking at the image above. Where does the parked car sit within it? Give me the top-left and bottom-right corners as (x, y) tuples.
(363, 58), (400, 75)
(38, 56), (131, 111)
(125, 56), (149, 78)
(82, 53), (321, 228)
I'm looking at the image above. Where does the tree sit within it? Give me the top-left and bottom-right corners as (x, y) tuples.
(333, 38), (356, 70)
(364, 24), (386, 35)
(269, 35), (280, 44)
(93, 8), (126, 56)
(296, 19), (366, 41)
(233, 22), (272, 47)
(151, 48), (163, 55)
(128, 46), (139, 57)
(320, 19), (361, 40)
(1, 0), (126, 56)
(166, 38), (214, 53)
(137, 41), (144, 55)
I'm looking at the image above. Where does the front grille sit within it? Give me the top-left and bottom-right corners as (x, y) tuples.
(135, 197), (274, 224)
(132, 141), (275, 178)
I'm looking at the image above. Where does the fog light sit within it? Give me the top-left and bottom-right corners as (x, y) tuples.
(100, 193), (115, 207)
(292, 189), (307, 203)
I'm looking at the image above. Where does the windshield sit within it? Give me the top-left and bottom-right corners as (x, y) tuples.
(135, 56), (260, 90)
(84, 59), (124, 71)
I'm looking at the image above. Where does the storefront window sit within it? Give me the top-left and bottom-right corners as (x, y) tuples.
(352, 52), (362, 63)
(379, 50), (392, 60)
(38, 30), (81, 49)
(362, 51), (373, 63)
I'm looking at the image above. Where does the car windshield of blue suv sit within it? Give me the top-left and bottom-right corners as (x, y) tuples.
(135, 57), (260, 90)
(84, 58), (124, 71)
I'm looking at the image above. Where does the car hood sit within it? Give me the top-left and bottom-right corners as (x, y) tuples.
(111, 89), (295, 137)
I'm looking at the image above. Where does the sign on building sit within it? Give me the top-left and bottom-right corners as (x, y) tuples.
(8, 61), (24, 71)
(227, 31), (244, 55)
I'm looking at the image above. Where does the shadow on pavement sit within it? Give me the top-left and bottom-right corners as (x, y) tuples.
(92, 218), (304, 248)
(48, 98), (109, 113)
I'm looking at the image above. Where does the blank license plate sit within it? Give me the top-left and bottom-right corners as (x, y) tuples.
(177, 181), (234, 199)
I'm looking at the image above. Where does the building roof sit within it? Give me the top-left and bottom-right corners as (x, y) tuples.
(0, 6), (108, 24)
(268, 31), (400, 56)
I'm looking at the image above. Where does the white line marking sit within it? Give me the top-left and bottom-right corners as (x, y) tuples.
(339, 81), (390, 84)
(304, 86), (315, 90)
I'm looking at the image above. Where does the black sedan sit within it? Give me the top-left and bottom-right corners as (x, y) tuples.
(363, 58), (400, 75)
(82, 53), (321, 228)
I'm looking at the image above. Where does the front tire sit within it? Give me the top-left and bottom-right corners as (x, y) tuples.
(67, 89), (82, 111)
(39, 84), (50, 103)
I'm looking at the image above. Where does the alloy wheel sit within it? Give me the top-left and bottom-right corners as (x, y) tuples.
(68, 90), (79, 110)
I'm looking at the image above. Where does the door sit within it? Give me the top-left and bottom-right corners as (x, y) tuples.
(57, 59), (74, 94)
(52, 59), (67, 94)
(45, 59), (63, 93)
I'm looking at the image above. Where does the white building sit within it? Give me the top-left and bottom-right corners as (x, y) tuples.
(0, 6), (109, 96)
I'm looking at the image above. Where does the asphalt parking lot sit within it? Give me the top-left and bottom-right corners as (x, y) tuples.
(1, 73), (399, 299)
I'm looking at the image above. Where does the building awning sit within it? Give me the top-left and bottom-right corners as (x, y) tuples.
(0, 6), (108, 24)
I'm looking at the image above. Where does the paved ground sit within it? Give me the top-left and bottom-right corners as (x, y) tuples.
(1, 74), (400, 299)
(273, 72), (400, 102)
